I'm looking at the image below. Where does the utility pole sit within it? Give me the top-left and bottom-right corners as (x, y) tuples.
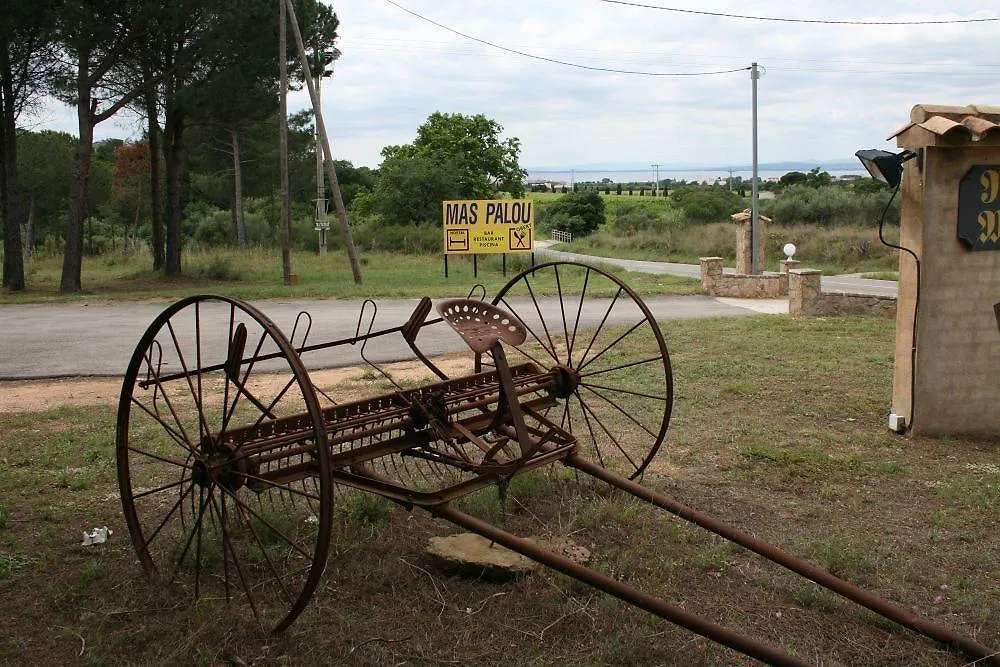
(750, 62), (761, 275)
(284, 0), (363, 284)
(651, 163), (660, 196)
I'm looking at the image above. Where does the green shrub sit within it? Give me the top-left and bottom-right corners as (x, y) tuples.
(761, 184), (898, 227)
(192, 209), (231, 247)
(351, 219), (441, 253)
(610, 201), (688, 234)
(669, 185), (744, 222)
(538, 190), (605, 238)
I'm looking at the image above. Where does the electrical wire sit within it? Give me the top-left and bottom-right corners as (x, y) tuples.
(876, 184), (920, 434)
(382, 0), (750, 76)
(597, 0), (999, 25)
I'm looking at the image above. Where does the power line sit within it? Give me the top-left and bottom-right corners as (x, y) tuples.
(382, 0), (750, 76)
(597, 0), (999, 25)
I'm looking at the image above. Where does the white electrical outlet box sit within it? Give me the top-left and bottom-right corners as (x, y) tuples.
(888, 413), (906, 433)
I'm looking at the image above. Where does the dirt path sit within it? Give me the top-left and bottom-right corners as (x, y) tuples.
(0, 354), (476, 413)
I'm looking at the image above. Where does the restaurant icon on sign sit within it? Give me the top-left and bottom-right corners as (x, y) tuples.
(509, 227), (531, 251)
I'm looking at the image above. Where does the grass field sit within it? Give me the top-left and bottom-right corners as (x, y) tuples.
(0, 247), (701, 304)
(1, 314), (997, 665)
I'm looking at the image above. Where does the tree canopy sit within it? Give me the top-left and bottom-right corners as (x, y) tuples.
(373, 112), (526, 225)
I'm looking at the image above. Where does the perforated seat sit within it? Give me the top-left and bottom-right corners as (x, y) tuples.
(436, 299), (527, 354)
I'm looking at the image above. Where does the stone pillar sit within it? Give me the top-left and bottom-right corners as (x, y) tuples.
(780, 259), (800, 274)
(788, 268), (822, 316)
(735, 220), (752, 275)
(700, 257), (724, 295)
(890, 105), (1000, 437)
(732, 214), (769, 275)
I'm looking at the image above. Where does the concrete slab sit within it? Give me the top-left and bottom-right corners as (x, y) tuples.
(714, 297), (789, 315)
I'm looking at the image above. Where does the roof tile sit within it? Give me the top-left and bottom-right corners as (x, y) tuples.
(889, 104), (1000, 144)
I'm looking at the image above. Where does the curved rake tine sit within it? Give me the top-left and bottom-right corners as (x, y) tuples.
(290, 310), (313, 350)
(223, 323), (277, 422)
(355, 299), (403, 391)
(466, 283), (487, 300)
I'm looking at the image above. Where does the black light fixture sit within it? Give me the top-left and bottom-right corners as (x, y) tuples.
(854, 149), (920, 188)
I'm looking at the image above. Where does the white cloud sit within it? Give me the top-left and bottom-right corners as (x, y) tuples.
(30, 0), (1000, 170)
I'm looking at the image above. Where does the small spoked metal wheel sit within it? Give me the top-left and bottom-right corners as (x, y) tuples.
(487, 261), (673, 479)
(116, 296), (331, 632)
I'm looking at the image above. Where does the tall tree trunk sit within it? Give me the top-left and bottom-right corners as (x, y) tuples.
(60, 57), (95, 293)
(26, 195), (35, 254)
(145, 80), (164, 270)
(0, 43), (24, 290)
(278, 0), (292, 285)
(230, 198), (238, 244)
(231, 128), (246, 248)
(164, 97), (184, 276)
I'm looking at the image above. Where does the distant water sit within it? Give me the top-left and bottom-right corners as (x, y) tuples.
(527, 168), (867, 185)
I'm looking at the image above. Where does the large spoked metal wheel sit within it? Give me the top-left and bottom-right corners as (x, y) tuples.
(489, 262), (673, 479)
(116, 296), (331, 633)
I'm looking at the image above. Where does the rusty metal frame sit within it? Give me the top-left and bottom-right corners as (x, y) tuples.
(115, 265), (1000, 665)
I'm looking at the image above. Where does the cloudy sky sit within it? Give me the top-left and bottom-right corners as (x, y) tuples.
(31, 0), (1000, 170)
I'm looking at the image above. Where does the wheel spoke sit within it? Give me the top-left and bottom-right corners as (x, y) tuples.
(216, 484), (313, 560)
(580, 355), (665, 379)
(170, 484), (212, 585)
(574, 389), (640, 472)
(499, 296), (560, 366)
(577, 318), (648, 373)
(233, 375), (298, 454)
(575, 392), (606, 469)
(213, 490), (262, 624)
(580, 384), (658, 440)
(166, 320), (212, 445)
(575, 286), (624, 371)
(579, 381), (668, 402)
(225, 489), (296, 606)
(555, 265), (571, 357)
(130, 397), (195, 456)
(131, 477), (190, 501)
(567, 267), (591, 366)
(141, 351), (195, 451)
(138, 481), (195, 555)
(523, 276), (560, 363)
(231, 470), (322, 502)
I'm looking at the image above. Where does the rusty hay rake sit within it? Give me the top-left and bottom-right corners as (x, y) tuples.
(115, 261), (998, 666)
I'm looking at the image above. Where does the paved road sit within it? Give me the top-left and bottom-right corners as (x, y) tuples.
(536, 244), (899, 298)
(1, 249), (897, 379)
(0, 294), (761, 379)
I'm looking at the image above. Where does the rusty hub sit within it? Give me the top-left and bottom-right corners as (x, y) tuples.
(549, 364), (580, 399)
(191, 442), (252, 492)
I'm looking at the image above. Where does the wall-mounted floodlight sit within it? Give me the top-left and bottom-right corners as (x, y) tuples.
(854, 149), (920, 188)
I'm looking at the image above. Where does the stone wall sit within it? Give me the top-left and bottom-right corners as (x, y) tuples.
(788, 269), (897, 318)
(700, 257), (786, 298)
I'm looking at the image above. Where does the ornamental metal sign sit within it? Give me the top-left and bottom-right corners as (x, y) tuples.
(958, 165), (1000, 250)
(442, 199), (534, 254)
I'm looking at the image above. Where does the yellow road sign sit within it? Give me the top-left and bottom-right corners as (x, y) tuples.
(442, 199), (534, 254)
